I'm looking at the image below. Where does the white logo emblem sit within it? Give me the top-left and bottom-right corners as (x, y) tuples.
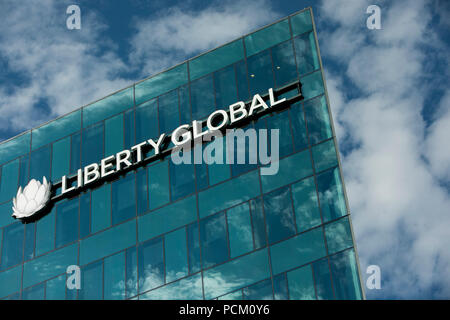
(12, 177), (52, 219)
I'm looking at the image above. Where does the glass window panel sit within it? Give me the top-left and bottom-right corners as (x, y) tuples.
(250, 198), (267, 249)
(260, 149), (312, 194)
(228, 123), (258, 177)
(104, 251), (126, 300)
(325, 217), (353, 255)
(187, 222), (201, 274)
(195, 143), (209, 191)
(270, 227), (326, 275)
(206, 137), (231, 186)
(136, 167), (148, 215)
(214, 64), (238, 109)
(218, 290), (243, 300)
(136, 99), (159, 143)
(265, 109), (294, 157)
(32, 110), (81, 150)
(124, 109), (135, 150)
(290, 102), (308, 151)
(35, 207), (55, 256)
(56, 197), (79, 248)
(190, 75), (215, 120)
(243, 278), (273, 300)
(81, 122), (104, 167)
(79, 191), (90, 238)
(23, 283), (45, 300)
(70, 131), (81, 175)
(330, 249), (362, 300)
(273, 273), (288, 300)
(235, 60), (250, 101)
(0, 265), (22, 299)
(200, 212), (228, 268)
(80, 261), (103, 300)
(46, 275), (66, 300)
(0, 132), (30, 165)
(291, 9), (313, 36)
(179, 84), (191, 124)
(263, 186), (296, 244)
(140, 273), (203, 300)
(227, 202), (253, 258)
(126, 246), (138, 298)
(51, 136), (70, 181)
(148, 160), (170, 210)
(301, 71), (324, 100)
(0, 159), (19, 203)
(138, 237), (164, 293)
(190, 39), (244, 81)
(313, 257), (335, 300)
(169, 160), (195, 201)
(0, 222), (24, 270)
(158, 89), (180, 134)
(91, 184), (111, 233)
(135, 63), (188, 105)
(317, 167), (347, 223)
(0, 201), (13, 229)
(294, 31), (319, 75)
(24, 223), (35, 260)
(203, 248), (270, 299)
(245, 19), (291, 57)
(247, 49), (274, 96)
(105, 113), (124, 157)
(292, 177), (321, 232)
(304, 95), (332, 144)
(18, 154), (29, 189)
(287, 265), (315, 300)
(29, 144), (51, 181)
(138, 195), (197, 242)
(312, 139), (338, 173)
(83, 87), (133, 128)
(271, 40), (298, 87)
(79, 219), (136, 265)
(112, 171), (136, 225)
(165, 228), (188, 283)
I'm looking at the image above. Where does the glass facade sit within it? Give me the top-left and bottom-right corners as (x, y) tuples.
(0, 8), (363, 300)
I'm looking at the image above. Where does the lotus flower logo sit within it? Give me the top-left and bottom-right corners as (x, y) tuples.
(12, 177), (52, 219)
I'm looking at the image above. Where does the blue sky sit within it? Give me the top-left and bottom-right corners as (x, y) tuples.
(0, 0), (449, 299)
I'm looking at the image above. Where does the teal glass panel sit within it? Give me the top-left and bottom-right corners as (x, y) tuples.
(235, 60), (250, 101)
(55, 197), (79, 248)
(287, 265), (315, 300)
(124, 109), (135, 150)
(247, 49), (274, 96)
(24, 223), (35, 260)
(0, 265), (22, 298)
(126, 246), (138, 298)
(32, 110), (81, 150)
(18, 154), (29, 189)
(105, 113), (124, 157)
(218, 290), (243, 300)
(140, 273), (203, 300)
(292, 177), (321, 232)
(148, 160), (170, 210)
(158, 89), (180, 134)
(200, 212), (228, 268)
(35, 207), (55, 256)
(79, 191), (90, 238)
(0, 201), (13, 228)
(51, 136), (70, 181)
(0, 132), (30, 166)
(195, 144), (208, 191)
(301, 71), (324, 100)
(135, 63), (188, 105)
(214, 64), (238, 109)
(80, 261), (103, 300)
(291, 9), (313, 36)
(138, 195), (196, 242)
(227, 202), (253, 258)
(263, 186), (296, 244)
(330, 249), (362, 300)
(313, 257), (334, 300)
(112, 171), (136, 225)
(190, 39), (244, 81)
(23, 243), (78, 288)
(104, 251), (126, 300)
(136, 99), (159, 143)
(198, 169), (260, 219)
(136, 167), (148, 215)
(312, 139), (338, 173)
(206, 137), (231, 186)
(270, 227), (326, 275)
(304, 95), (332, 144)
(245, 19), (291, 57)
(317, 167), (347, 223)
(265, 109), (294, 157)
(325, 217), (353, 255)
(203, 248), (270, 299)
(91, 184), (111, 233)
(80, 219), (136, 265)
(46, 275), (66, 300)
(138, 237), (164, 293)
(229, 123), (258, 177)
(0, 222), (24, 270)
(0, 159), (19, 203)
(70, 131), (81, 174)
(294, 31), (319, 76)
(23, 283), (45, 300)
(3, 292), (20, 300)
(83, 87), (133, 128)
(190, 75), (215, 120)
(273, 273), (288, 299)
(290, 102), (308, 151)
(179, 84), (191, 124)
(243, 278), (273, 300)
(81, 122), (104, 167)
(208, 163), (230, 186)
(169, 160), (195, 201)
(29, 144), (51, 181)
(272, 40), (298, 87)
(260, 149), (312, 194)
(250, 198), (267, 249)
(165, 228), (188, 283)
(187, 223), (201, 274)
